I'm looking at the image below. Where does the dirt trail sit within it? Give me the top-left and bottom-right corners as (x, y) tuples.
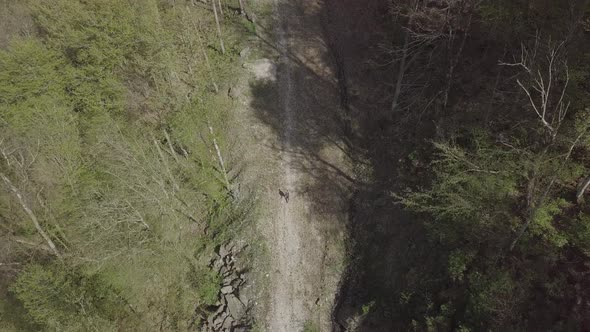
(265, 0), (348, 330)
(266, 1), (314, 330)
(268, 7), (307, 328)
(235, 0), (349, 329)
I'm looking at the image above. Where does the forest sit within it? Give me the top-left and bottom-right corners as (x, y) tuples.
(327, 0), (590, 330)
(3, 0), (590, 331)
(0, 0), (259, 330)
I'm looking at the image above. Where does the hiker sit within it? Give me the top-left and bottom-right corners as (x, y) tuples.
(278, 189), (290, 203)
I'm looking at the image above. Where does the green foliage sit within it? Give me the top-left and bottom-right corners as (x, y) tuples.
(400, 137), (521, 246)
(530, 198), (570, 247)
(467, 271), (521, 327)
(448, 250), (476, 282)
(0, 38), (68, 105)
(11, 264), (129, 331)
(399, 126), (589, 328)
(0, 0), (251, 329)
(188, 264), (221, 306)
(568, 213), (590, 255)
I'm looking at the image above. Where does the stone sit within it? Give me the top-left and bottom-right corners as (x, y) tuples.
(238, 292), (250, 306)
(239, 47), (251, 58)
(213, 314), (224, 329)
(223, 272), (238, 285)
(221, 285), (234, 294)
(222, 315), (234, 330)
(213, 258), (224, 273)
(230, 277), (242, 289)
(217, 243), (229, 258)
(233, 327), (248, 332)
(214, 302), (226, 316)
(228, 86), (242, 100)
(243, 58), (276, 81)
(225, 294), (246, 320)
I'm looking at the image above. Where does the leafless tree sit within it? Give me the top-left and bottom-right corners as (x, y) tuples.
(211, 0), (225, 54)
(500, 37), (570, 138)
(500, 38), (587, 250)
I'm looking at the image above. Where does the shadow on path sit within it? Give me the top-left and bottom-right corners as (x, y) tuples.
(248, 0), (436, 330)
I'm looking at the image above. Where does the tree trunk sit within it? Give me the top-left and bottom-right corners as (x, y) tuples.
(212, 0), (225, 54)
(217, 0), (223, 16)
(1, 173), (62, 259)
(191, 13), (219, 93)
(239, 0), (245, 15)
(207, 121), (231, 191)
(391, 31), (410, 113)
(577, 176), (590, 203)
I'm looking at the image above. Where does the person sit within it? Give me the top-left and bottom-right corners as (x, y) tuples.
(278, 189), (290, 203)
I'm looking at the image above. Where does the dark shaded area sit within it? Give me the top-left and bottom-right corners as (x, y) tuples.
(250, 0), (590, 330)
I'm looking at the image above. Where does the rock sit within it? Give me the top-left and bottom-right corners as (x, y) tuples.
(239, 47), (251, 58)
(207, 314), (215, 328)
(213, 258), (224, 273)
(217, 243), (229, 258)
(228, 86), (242, 100)
(214, 302), (226, 316)
(231, 277), (243, 289)
(213, 314), (224, 329)
(225, 294), (246, 320)
(223, 272), (238, 286)
(243, 58), (276, 81)
(233, 242), (248, 254)
(222, 315), (234, 330)
(233, 326), (248, 332)
(238, 292), (250, 306)
(221, 285), (234, 294)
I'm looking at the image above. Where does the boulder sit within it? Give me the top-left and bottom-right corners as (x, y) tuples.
(239, 47), (251, 58)
(213, 314), (224, 329)
(238, 292), (250, 306)
(230, 277), (242, 289)
(222, 315), (234, 330)
(225, 294), (246, 320)
(223, 272), (238, 286)
(213, 257), (224, 273)
(217, 243), (229, 258)
(228, 86), (242, 100)
(221, 285), (234, 294)
(243, 58), (276, 81)
(214, 302), (226, 316)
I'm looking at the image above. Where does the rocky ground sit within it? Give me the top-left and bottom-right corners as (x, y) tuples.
(203, 242), (252, 332)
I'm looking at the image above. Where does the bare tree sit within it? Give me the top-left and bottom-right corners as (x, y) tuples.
(207, 120), (231, 191)
(500, 38), (570, 138)
(217, 0), (223, 16)
(238, 0), (245, 16)
(211, 0), (225, 54)
(0, 173), (62, 259)
(501, 39), (583, 251)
